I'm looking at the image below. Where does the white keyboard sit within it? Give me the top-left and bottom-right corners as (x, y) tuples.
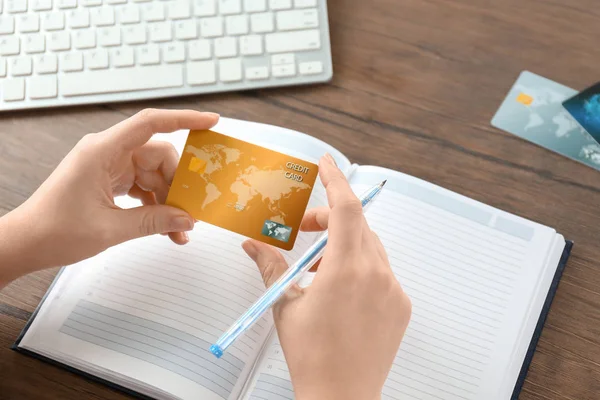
(0, 0), (332, 111)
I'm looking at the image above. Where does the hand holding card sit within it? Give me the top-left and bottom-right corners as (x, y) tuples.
(166, 130), (318, 250)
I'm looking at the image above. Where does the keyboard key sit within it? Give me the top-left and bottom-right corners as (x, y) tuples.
(200, 16), (222, 37)
(149, 22), (172, 42)
(86, 48), (109, 69)
(81, 0), (102, 6)
(239, 34), (262, 55)
(0, 16), (16, 34)
(244, 0), (266, 13)
(62, 65), (183, 96)
(250, 12), (273, 33)
(57, 0), (77, 8)
(119, 6), (141, 24)
(299, 60), (321, 75)
(246, 65), (268, 80)
(11, 57), (32, 76)
(174, 20), (197, 39)
(219, 58), (241, 82)
(194, 0), (215, 16)
(294, 0), (316, 7)
(143, 3), (165, 21)
(167, 0), (190, 19)
(277, 9), (318, 31)
(0, 36), (20, 55)
(60, 52), (83, 71)
(266, 29), (319, 53)
(43, 12), (65, 31)
(138, 44), (160, 64)
(214, 36), (236, 58)
(226, 14), (247, 35)
(73, 30), (96, 48)
(18, 15), (40, 33)
(269, 0), (290, 10)
(48, 31), (71, 51)
(272, 63), (294, 77)
(3, 78), (25, 101)
(31, 0), (52, 11)
(29, 75), (58, 98)
(7, 0), (28, 13)
(124, 25), (147, 44)
(24, 34), (45, 53)
(219, 0), (241, 15)
(164, 42), (184, 62)
(36, 54), (58, 73)
(271, 53), (293, 65)
(187, 60), (215, 85)
(98, 27), (121, 46)
(69, 9), (90, 28)
(92, 8), (115, 26)
(107, 0), (127, 3)
(188, 39), (211, 60)
(0, 59), (6, 77)
(112, 47), (135, 67)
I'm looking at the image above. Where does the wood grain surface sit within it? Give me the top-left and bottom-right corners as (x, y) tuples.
(2, 0), (600, 398)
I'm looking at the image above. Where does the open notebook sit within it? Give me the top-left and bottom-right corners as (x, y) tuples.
(14, 117), (572, 400)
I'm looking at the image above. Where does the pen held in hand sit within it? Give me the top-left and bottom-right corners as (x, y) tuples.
(210, 180), (387, 358)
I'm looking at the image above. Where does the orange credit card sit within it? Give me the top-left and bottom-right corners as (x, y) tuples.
(166, 130), (318, 250)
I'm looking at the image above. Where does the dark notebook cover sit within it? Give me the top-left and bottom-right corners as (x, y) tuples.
(13, 240), (574, 400)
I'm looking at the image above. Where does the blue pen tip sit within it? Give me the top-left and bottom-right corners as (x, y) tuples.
(210, 344), (223, 358)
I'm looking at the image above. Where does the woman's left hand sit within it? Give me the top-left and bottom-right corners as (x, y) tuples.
(0, 109), (218, 286)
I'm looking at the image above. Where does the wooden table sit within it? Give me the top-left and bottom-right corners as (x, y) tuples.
(1, 0), (600, 398)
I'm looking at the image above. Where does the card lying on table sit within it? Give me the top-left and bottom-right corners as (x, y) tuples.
(166, 129), (318, 250)
(562, 81), (600, 144)
(491, 71), (600, 171)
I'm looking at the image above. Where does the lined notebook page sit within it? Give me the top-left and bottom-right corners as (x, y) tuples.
(243, 166), (559, 400)
(20, 180), (329, 400)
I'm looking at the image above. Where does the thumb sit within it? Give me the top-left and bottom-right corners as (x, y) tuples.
(114, 205), (194, 243)
(242, 240), (290, 288)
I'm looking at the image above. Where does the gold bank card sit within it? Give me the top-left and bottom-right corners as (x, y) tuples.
(166, 130), (318, 250)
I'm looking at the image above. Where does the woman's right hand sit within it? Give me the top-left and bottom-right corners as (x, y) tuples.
(242, 154), (412, 400)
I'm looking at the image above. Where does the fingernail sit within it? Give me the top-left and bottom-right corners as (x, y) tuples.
(206, 112), (220, 119)
(171, 216), (194, 232)
(182, 232), (189, 242)
(324, 153), (337, 166)
(242, 240), (258, 261)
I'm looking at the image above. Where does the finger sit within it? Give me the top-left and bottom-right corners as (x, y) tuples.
(111, 205), (194, 244)
(300, 207), (329, 232)
(135, 169), (170, 205)
(242, 240), (301, 296)
(169, 232), (189, 245)
(318, 154), (365, 251)
(107, 109), (219, 150)
(134, 141), (180, 184)
(128, 184), (158, 206)
(370, 231), (389, 267)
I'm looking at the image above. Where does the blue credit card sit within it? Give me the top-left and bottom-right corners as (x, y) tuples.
(562, 81), (600, 143)
(491, 71), (600, 171)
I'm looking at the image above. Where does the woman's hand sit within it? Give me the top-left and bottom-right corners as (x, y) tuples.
(243, 155), (412, 400)
(0, 109), (218, 287)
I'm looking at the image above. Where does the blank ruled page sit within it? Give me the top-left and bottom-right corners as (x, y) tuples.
(350, 167), (557, 400)
(19, 180), (328, 400)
